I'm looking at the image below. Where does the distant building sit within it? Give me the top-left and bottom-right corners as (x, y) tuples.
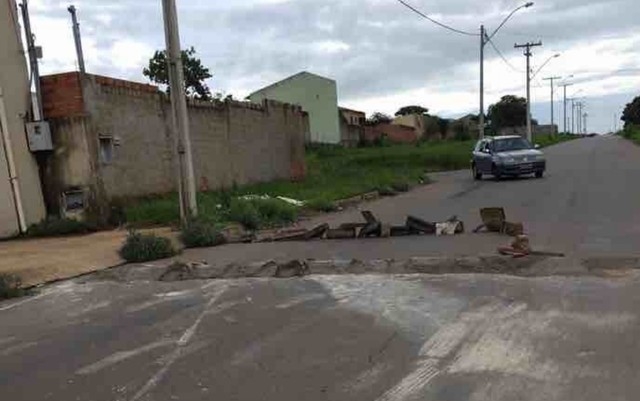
(248, 71), (340, 144)
(0, 0), (46, 238)
(392, 114), (425, 140)
(339, 107), (365, 147)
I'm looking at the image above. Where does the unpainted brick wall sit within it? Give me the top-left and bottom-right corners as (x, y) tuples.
(364, 123), (418, 144)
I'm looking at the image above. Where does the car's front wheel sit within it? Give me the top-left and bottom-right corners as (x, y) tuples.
(472, 164), (482, 180)
(535, 171), (544, 178)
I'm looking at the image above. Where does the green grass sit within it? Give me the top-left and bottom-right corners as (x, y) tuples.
(620, 125), (640, 145)
(25, 218), (95, 238)
(533, 133), (578, 148)
(123, 141), (475, 228)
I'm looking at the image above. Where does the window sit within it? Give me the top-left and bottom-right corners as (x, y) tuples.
(99, 136), (114, 164)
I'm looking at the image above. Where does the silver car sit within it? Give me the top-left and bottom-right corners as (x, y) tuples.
(471, 135), (546, 180)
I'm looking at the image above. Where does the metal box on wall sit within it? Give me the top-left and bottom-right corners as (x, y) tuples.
(26, 121), (53, 151)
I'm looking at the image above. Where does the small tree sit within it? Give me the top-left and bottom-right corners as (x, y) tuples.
(487, 95), (527, 132)
(395, 105), (429, 116)
(622, 96), (640, 128)
(366, 112), (393, 125)
(143, 47), (213, 100)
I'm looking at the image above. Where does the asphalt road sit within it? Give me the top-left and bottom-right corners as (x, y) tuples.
(3, 135), (640, 401)
(183, 134), (640, 266)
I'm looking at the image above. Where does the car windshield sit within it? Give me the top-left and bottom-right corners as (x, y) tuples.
(493, 138), (532, 152)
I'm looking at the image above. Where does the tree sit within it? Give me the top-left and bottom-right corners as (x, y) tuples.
(366, 112), (393, 125)
(622, 96), (640, 128)
(487, 95), (527, 131)
(395, 105), (429, 116)
(143, 47), (213, 100)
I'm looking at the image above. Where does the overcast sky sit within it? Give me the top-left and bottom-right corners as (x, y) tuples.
(27, 0), (640, 133)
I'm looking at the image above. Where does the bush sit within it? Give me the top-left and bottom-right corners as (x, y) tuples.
(0, 273), (27, 300)
(227, 198), (298, 230)
(253, 198), (297, 224)
(26, 218), (94, 238)
(119, 230), (177, 263)
(181, 218), (226, 248)
(227, 200), (262, 230)
(306, 198), (338, 212)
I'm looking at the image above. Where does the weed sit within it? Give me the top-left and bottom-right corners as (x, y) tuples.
(306, 198), (338, 212)
(181, 218), (226, 248)
(119, 230), (177, 263)
(0, 273), (27, 300)
(26, 218), (94, 238)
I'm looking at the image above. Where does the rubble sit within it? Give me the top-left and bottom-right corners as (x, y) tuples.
(473, 207), (523, 236)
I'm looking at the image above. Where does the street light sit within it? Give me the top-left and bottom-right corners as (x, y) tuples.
(479, 2), (534, 138)
(560, 74), (574, 133)
(532, 53), (560, 79)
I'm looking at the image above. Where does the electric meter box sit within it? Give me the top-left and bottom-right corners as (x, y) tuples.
(26, 121), (53, 151)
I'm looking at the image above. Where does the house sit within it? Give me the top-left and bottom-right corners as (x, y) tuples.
(247, 71), (340, 144)
(339, 107), (365, 147)
(39, 72), (308, 224)
(392, 114), (426, 140)
(0, 0), (46, 238)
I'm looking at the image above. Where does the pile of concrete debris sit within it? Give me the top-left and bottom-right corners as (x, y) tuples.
(258, 211), (465, 243)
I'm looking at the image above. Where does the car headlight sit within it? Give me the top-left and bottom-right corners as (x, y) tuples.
(533, 154), (545, 161)
(503, 157), (516, 163)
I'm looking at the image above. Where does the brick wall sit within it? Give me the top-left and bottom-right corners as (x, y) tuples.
(40, 72), (85, 119)
(364, 123), (418, 144)
(40, 72), (308, 221)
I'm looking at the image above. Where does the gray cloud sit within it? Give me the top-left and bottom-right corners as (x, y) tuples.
(27, 0), (640, 132)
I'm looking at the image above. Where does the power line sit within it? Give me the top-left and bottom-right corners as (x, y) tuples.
(395, 0), (479, 37)
(486, 37), (522, 72)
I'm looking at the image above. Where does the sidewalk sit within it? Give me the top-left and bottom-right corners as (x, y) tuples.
(0, 228), (176, 287)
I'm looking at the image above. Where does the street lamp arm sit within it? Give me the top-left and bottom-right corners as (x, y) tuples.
(486, 2), (534, 42)
(532, 53), (560, 79)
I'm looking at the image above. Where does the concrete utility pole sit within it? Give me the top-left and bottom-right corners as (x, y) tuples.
(543, 76), (561, 131)
(67, 5), (86, 74)
(19, 0), (43, 120)
(478, 2), (534, 139)
(479, 24), (485, 138)
(162, 0), (198, 223)
(561, 82), (573, 134)
(570, 99), (576, 134)
(583, 113), (588, 134)
(515, 41), (542, 142)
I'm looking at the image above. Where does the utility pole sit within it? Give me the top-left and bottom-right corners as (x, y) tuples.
(478, 2), (534, 139)
(543, 76), (561, 131)
(162, 0), (198, 223)
(479, 25), (485, 138)
(570, 99), (575, 134)
(583, 113), (588, 134)
(67, 5), (86, 74)
(576, 102), (583, 135)
(19, 1), (43, 120)
(514, 41), (542, 142)
(561, 82), (573, 134)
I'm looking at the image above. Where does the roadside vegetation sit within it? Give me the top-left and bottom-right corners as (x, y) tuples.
(119, 230), (177, 263)
(620, 125), (640, 145)
(25, 217), (95, 238)
(123, 140), (474, 228)
(123, 135), (577, 230)
(532, 133), (577, 148)
(0, 273), (28, 300)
